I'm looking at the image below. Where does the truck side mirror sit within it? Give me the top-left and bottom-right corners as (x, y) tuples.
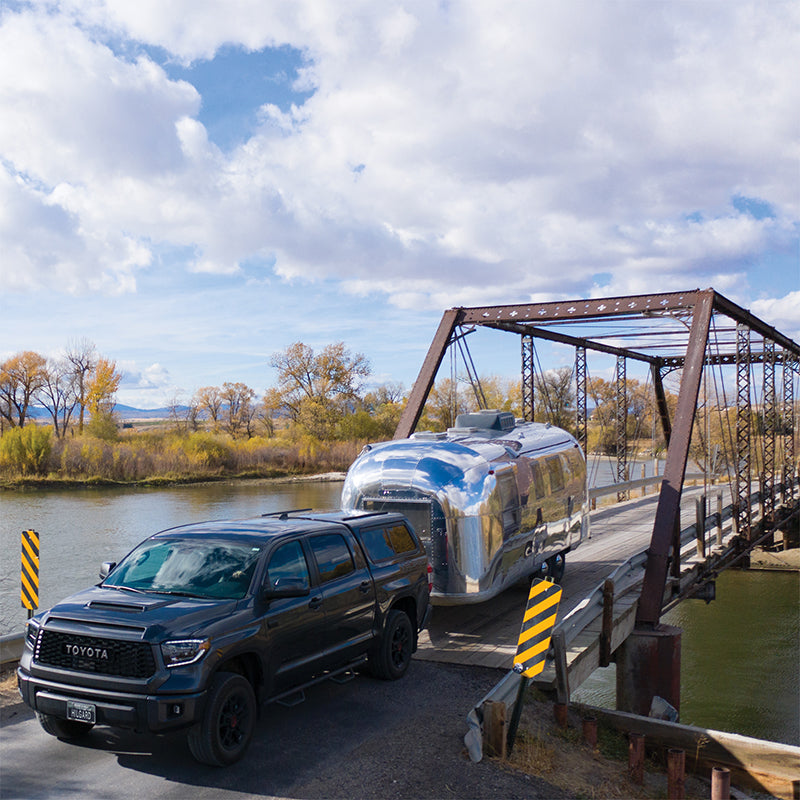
(100, 561), (116, 579)
(263, 577), (310, 599)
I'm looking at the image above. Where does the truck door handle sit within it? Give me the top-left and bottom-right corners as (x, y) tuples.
(308, 596), (323, 610)
(359, 581), (371, 593)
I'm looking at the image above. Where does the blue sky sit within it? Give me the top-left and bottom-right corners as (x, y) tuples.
(1, 0), (798, 407)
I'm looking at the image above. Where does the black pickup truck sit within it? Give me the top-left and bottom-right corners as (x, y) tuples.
(17, 509), (431, 766)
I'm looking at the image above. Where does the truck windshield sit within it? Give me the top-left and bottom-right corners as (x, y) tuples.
(103, 538), (262, 600)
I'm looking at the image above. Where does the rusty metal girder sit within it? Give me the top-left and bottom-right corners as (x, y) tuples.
(763, 339), (777, 524)
(522, 335), (535, 422)
(394, 308), (462, 439)
(460, 291), (700, 324)
(575, 346), (587, 452)
(636, 289), (714, 628)
(616, 355), (628, 502)
(736, 324), (752, 540)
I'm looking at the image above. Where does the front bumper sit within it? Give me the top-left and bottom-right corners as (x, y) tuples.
(17, 668), (207, 733)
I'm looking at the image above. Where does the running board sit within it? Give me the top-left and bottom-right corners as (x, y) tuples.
(268, 655), (368, 707)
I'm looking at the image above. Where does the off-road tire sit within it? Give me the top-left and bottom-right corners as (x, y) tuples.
(187, 672), (256, 766)
(36, 712), (94, 739)
(369, 609), (413, 680)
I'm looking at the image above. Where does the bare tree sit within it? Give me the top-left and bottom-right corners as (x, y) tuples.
(194, 386), (224, 430)
(66, 338), (97, 434)
(39, 357), (79, 438)
(220, 382), (256, 438)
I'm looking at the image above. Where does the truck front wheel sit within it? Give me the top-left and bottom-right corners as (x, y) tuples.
(370, 609), (413, 680)
(188, 672), (256, 766)
(36, 712), (94, 739)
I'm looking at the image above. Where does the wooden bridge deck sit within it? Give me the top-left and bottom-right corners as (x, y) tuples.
(414, 484), (734, 694)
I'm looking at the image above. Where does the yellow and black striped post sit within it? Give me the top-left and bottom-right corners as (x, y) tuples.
(21, 529), (40, 619)
(506, 577), (562, 755)
(513, 578), (562, 677)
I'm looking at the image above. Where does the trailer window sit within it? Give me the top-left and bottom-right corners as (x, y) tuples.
(546, 456), (564, 492)
(531, 462), (546, 499)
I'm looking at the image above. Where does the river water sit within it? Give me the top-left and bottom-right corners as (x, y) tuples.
(2, 475), (797, 745)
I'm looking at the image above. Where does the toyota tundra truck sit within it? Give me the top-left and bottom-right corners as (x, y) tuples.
(18, 509), (431, 766)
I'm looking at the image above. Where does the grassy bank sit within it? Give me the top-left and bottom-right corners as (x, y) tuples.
(0, 426), (360, 489)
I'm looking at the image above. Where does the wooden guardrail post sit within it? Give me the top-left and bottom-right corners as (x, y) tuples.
(716, 491), (724, 547)
(711, 766), (730, 800)
(667, 748), (686, 799)
(628, 733), (645, 784)
(483, 700), (507, 758)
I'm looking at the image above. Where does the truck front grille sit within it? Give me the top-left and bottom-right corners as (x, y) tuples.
(36, 630), (156, 679)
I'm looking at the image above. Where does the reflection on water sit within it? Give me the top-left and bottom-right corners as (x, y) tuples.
(0, 480), (343, 637)
(572, 569), (799, 746)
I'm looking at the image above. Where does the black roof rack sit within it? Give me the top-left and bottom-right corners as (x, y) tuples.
(261, 508), (313, 520)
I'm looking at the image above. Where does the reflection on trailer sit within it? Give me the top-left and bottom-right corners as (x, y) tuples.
(341, 410), (589, 605)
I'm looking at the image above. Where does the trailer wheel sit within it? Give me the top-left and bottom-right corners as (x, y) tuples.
(36, 712), (94, 739)
(188, 672), (256, 766)
(547, 553), (566, 583)
(370, 610), (413, 680)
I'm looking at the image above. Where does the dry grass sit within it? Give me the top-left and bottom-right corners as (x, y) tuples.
(495, 697), (712, 800)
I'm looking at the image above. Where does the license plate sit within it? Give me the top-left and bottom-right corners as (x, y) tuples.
(66, 700), (96, 724)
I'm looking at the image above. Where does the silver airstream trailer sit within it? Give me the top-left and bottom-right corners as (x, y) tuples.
(341, 410), (589, 605)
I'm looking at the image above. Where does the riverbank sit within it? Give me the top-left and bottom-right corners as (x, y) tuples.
(0, 470), (347, 491)
(750, 546), (800, 571)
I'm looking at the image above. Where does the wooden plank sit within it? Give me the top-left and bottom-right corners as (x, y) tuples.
(579, 706), (800, 800)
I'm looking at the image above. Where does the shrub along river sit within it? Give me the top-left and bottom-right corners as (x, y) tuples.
(1, 477), (797, 745)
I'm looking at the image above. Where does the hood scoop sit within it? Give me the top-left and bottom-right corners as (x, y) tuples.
(86, 600), (156, 614)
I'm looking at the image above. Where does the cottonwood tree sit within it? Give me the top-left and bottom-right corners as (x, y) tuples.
(86, 357), (122, 417)
(194, 386), (224, 430)
(220, 382), (256, 438)
(0, 350), (47, 428)
(269, 342), (371, 439)
(39, 357), (79, 438)
(534, 367), (576, 434)
(66, 338), (97, 434)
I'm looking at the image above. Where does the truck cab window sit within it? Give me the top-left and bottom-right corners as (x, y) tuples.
(308, 534), (355, 583)
(266, 541), (310, 590)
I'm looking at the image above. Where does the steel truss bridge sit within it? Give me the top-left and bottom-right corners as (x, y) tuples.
(397, 288), (799, 638)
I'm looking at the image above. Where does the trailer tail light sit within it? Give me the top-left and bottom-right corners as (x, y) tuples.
(427, 563), (433, 594)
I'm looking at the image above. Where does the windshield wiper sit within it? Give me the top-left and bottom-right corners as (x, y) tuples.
(105, 584), (147, 594)
(150, 590), (205, 599)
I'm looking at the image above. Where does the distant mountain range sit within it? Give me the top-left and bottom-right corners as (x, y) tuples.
(28, 404), (185, 422)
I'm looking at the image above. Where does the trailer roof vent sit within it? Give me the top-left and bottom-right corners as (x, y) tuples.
(454, 411), (516, 432)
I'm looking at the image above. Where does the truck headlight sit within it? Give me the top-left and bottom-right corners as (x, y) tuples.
(24, 618), (40, 649)
(160, 638), (210, 668)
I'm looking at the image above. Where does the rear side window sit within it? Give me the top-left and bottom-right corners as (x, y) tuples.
(359, 524), (417, 562)
(308, 534), (355, 583)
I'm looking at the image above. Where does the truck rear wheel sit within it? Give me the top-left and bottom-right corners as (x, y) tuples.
(370, 609), (413, 681)
(188, 672), (256, 766)
(36, 712), (94, 739)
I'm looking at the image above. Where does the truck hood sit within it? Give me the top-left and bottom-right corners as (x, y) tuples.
(39, 585), (241, 642)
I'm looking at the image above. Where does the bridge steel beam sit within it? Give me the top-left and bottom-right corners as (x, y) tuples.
(522, 335), (535, 422)
(652, 360), (672, 448)
(575, 346), (588, 453)
(394, 308), (463, 440)
(763, 339), (777, 526)
(616, 356), (628, 502)
(736, 324), (752, 540)
(785, 352), (797, 471)
(636, 289), (714, 628)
